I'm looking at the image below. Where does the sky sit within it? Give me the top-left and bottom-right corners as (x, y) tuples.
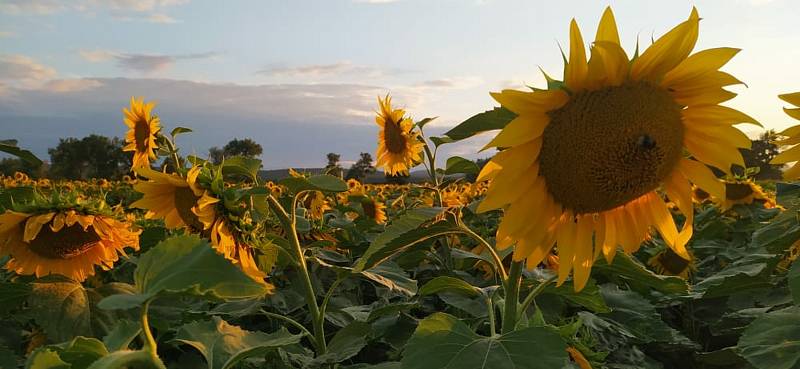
(1, 0), (799, 169)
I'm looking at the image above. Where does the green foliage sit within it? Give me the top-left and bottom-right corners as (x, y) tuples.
(47, 134), (131, 179)
(443, 107), (517, 141)
(738, 307), (800, 369)
(0, 139), (43, 167)
(279, 174), (348, 194)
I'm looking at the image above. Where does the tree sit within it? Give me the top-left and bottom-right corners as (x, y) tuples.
(208, 138), (263, 164)
(325, 153), (342, 177)
(346, 152), (376, 180)
(0, 157), (47, 178)
(48, 135), (131, 179)
(737, 130), (783, 180)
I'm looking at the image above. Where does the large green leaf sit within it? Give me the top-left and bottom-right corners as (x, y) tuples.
(542, 280), (610, 313)
(311, 321), (371, 365)
(593, 251), (688, 295)
(25, 349), (69, 369)
(172, 316), (301, 369)
(360, 262), (418, 296)
(0, 139), (42, 167)
(0, 281), (31, 313)
(791, 261), (800, 306)
(85, 350), (165, 369)
(134, 235), (270, 300)
(52, 337), (109, 369)
(401, 313), (568, 369)
(28, 278), (94, 342)
(419, 276), (481, 298)
(222, 156), (262, 182)
(444, 156), (479, 176)
(738, 306), (800, 369)
(443, 107), (517, 141)
(751, 213), (800, 254)
(353, 208), (448, 272)
(102, 320), (142, 351)
(279, 174), (347, 194)
(692, 254), (775, 298)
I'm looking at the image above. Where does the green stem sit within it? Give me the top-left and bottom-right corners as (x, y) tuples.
(267, 195), (327, 355)
(320, 278), (345, 318)
(517, 275), (557, 322)
(162, 135), (182, 173)
(486, 294), (497, 336)
(141, 298), (158, 356)
(260, 310), (315, 344)
(458, 222), (508, 281)
(501, 261), (524, 334)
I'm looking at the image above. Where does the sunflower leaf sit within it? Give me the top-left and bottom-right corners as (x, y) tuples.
(221, 156), (262, 182)
(401, 312), (568, 369)
(279, 174), (348, 194)
(443, 107), (517, 141)
(419, 276), (482, 298)
(737, 306), (800, 369)
(0, 139), (42, 167)
(170, 126), (193, 137)
(444, 156), (480, 175)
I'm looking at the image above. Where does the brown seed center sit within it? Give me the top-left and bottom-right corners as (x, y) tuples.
(174, 186), (201, 228)
(27, 224), (101, 259)
(134, 119), (151, 152)
(725, 182), (754, 201)
(539, 82), (684, 214)
(384, 120), (408, 154)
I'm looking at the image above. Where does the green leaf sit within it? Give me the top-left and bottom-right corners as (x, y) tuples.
(738, 306), (800, 369)
(401, 313), (568, 369)
(222, 156), (262, 182)
(133, 235), (270, 301)
(353, 207), (448, 272)
(360, 262), (418, 296)
(592, 251), (688, 295)
(0, 346), (19, 369)
(28, 278), (93, 342)
(416, 117), (438, 129)
(53, 337), (109, 368)
(172, 316), (302, 369)
(25, 349), (69, 369)
(86, 350), (165, 369)
(96, 293), (149, 310)
(170, 126), (193, 137)
(0, 139), (42, 167)
(279, 174), (348, 194)
(444, 156), (480, 176)
(791, 261), (800, 306)
(0, 281), (31, 313)
(542, 280), (611, 313)
(312, 321), (371, 365)
(693, 254), (774, 298)
(430, 136), (454, 147)
(103, 320), (142, 351)
(443, 107), (516, 141)
(419, 276), (481, 298)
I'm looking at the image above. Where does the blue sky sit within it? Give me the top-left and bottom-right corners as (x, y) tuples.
(1, 0), (799, 169)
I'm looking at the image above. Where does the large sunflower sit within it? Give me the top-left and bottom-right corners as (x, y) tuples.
(478, 7), (758, 290)
(375, 95), (424, 176)
(123, 97), (161, 169)
(718, 179), (775, 210)
(0, 210), (140, 281)
(130, 166), (215, 230)
(770, 92), (800, 178)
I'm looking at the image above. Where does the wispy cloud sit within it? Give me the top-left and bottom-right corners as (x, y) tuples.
(42, 79), (104, 93)
(258, 61), (390, 79)
(1, 0), (188, 23)
(0, 31), (14, 38)
(80, 50), (219, 73)
(0, 55), (57, 88)
(0, 0), (64, 14)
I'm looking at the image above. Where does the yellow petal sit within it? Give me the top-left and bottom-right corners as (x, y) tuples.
(662, 48), (740, 88)
(631, 8), (699, 81)
(482, 115), (548, 150)
(678, 158), (725, 199)
(684, 134), (744, 174)
(595, 7), (621, 45)
(682, 105), (761, 127)
(572, 216), (595, 291)
(490, 89), (569, 116)
(565, 19), (588, 91)
(779, 92), (800, 107)
(24, 213), (54, 242)
(771, 144), (800, 164)
(685, 123), (751, 148)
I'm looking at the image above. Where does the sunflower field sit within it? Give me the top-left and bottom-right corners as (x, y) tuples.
(3, 6), (800, 369)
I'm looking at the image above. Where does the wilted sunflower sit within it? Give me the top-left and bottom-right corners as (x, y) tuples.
(648, 248), (696, 279)
(0, 209), (140, 281)
(130, 166), (216, 230)
(478, 7), (758, 290)
(303, 191), (331, 221)
(375, 95), (424, 176)
(771, 92), (800, 179)
(718, 179), (775, 210)
(208, 218), (272, 285)
(123, 97), (161, 169)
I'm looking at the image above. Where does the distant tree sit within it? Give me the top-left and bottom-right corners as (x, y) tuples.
(384, 171), (410, 184)
(0, 157), (47, 178)
(346, 152), (376, 180)
(208, 138), (263, 164)
(325, 153), (343, 177)
(735, 130), (783, 180)
(48, 135), (131, 179)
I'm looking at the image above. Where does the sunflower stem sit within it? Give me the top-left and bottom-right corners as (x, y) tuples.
(140, 298), (159, 357)
(517, 275), (557, 322)
(267, 194), (327, 355)
(457, 221), (508, 281)
(501, 261), (524, 334)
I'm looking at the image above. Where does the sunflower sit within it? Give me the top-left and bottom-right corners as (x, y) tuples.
(477, 7), (758, 290)
(130, 166), (215, 230)
(208, 217), (272, 286)
(718, 179), (775, 210)
(123, 97), (161, 169)
(375, 95), (424, 176)
(648, 248), (696, 279)
(771, 92), (800, 178)
(303, 191), (331, 221)
(361, 197), (387, 224)
(0, 209), (140, 281)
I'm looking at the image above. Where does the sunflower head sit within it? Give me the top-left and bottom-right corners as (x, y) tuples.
(648, 248), (696, 279)
(361, 197), (387, 224)
(770, 92), (800, 179)
(0, 209), (140, 281)
(375, 94), (424, 176)
(477, 7), (759, 291)
(123, 97), (161, 169)
(718, 179), (775, 210)
(130, 166), (218, 231)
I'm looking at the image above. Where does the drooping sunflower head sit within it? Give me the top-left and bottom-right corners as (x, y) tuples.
(770, 92), (800, 179)
(0, 209), (140, 281)
(123, 97), (161, 169)
(718, 179), (775, 211)
(130, 166), (217, 231)
(208, 217), (273, 289)
(303, 191), (331, 221)
(478, 7), (759, 291)
(361, 197), (387, 224)
(375, 94), (424, 176)
(648, 248), (696, 279)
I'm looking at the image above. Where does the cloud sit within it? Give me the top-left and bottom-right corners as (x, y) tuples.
(0, 55), (57, 88)
(80, 50), (219, 73)
(2, 0), (189, 22)
(0, 0), (64, 14)
(413, 76), (483, 89)
(0, 31), (13, 38)
(42, 79), (104, 93)
(146, 13), (179, 23)
(258, 61), (390, 79)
